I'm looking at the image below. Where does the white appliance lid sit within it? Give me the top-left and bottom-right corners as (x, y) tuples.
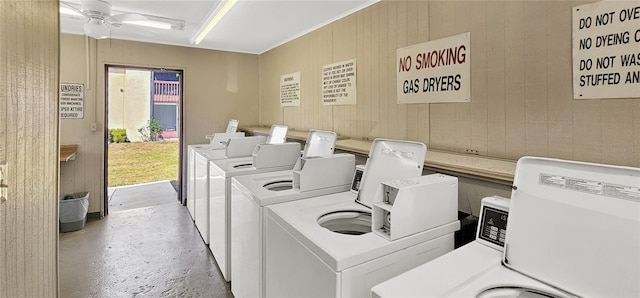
(225, 119), (239, 133)
(356, 139), (426, 208)
(302, 129), (336, 157)
(266, 125), (288, 144)
(504, 157), (640, 297)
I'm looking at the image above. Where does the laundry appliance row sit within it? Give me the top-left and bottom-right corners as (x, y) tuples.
(231, 138), (464, 298)
(186, 122), (288, 243)
(189, 121), (639, 298)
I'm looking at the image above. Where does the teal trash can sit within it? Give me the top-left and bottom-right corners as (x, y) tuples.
(59, 192), (89, 232)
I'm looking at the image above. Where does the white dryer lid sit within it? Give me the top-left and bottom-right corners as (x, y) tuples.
(302, 129), (336, 157)
(355, 139), (426, 208)
(504, 157), (640, 298)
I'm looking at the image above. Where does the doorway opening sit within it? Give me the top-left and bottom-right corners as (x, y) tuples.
(104, 65), (184, 215)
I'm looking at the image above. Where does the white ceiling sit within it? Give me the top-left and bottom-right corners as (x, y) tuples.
(60, 0), (379, 54)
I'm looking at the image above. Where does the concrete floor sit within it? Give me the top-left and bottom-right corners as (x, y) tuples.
(59, 181), (233, 298)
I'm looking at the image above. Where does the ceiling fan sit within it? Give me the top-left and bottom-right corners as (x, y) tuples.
(60, 0), (185, 39)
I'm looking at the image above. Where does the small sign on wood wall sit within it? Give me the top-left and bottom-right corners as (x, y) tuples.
(280, 72), (301, 107)
(322, 59), (357, 105)
(60, 83), (84, 119)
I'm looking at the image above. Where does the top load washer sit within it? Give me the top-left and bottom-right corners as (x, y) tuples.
(192, 124), (287, 242)
(372, 157), (640, 297)
(230, 130), (357, 298)
(187, 144), (209, 218)
(191, 136), (266, 243)
(204, 118), (243, 150)
(186, 134), (244, 219)
(372, 195), (523, 297)
(264, 139), (461, 297)
(208, 140), (302, 281)
(187, 119), (244, 219)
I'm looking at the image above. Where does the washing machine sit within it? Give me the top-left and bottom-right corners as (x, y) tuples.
(187, 144), (209, 219)
(191, 135), (267, 243)
(187, 119), (243, 218)
(230, 131), (357, 298)
(187, 133), (242, 220)
(264, 139), (461, 298)
(192, 124), (287, 243)
(372, 195), (517, 297)
(372, 157), (640, 298)
(208, 140), (302, 281)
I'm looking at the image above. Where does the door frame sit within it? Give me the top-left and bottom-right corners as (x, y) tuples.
(103, 64), (185, 215)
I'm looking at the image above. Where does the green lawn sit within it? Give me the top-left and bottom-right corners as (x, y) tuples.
(108, 140), (179, 187)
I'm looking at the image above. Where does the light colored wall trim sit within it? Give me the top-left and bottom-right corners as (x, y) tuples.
(0, 0), (60, 296)
(258, 0), (639, 168)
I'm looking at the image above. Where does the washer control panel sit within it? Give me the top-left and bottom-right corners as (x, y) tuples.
(479, 205), (508, 247)
(350, 165), (365, 193)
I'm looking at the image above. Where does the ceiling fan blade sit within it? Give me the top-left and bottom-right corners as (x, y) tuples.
(60, 1), (90, 19)
(112, 12), (185, 31)
(104, 15), (123, 27)
(80, 0), (112, 18)
(117, 24), (157, 37)
(62, 0), (183, 40)
(111, 13), (146, 23)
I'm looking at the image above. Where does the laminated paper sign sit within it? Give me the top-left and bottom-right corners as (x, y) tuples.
(60, 83), (84, 119)
(572, 1), (640, 99)
(280, 72), (301, 107)
(397, 32), (470, 104)
(322, 59), (356, 105)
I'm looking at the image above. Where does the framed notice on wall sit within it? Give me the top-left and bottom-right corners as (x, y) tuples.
(60, 83), (84, 119)
(322, 59), (357, 105)
(572, 1), (640, 99)
(396, 32), (471, 104)
(280, 72), (301, 107)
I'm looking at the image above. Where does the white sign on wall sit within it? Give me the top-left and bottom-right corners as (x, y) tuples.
(322, 59), (357, 105)
(396, 32), (470, 104)
(572, 1), (640, 99)
(280, 72), (301, 107)
(60, 83), (84, 119)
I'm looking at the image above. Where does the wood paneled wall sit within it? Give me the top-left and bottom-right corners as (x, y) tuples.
(0, 0), (60, 297)
(60, 35), (260, 213)
(59, 35), (103, 215)
(258, 0), (640, 167)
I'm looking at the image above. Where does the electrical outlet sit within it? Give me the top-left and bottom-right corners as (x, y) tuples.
(465, 149), (479, 155)
(90, 123), (98, 132)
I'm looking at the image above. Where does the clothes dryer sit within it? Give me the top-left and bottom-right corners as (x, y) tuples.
(264, 139), (461, 297)
(372, 157), (640, 298)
